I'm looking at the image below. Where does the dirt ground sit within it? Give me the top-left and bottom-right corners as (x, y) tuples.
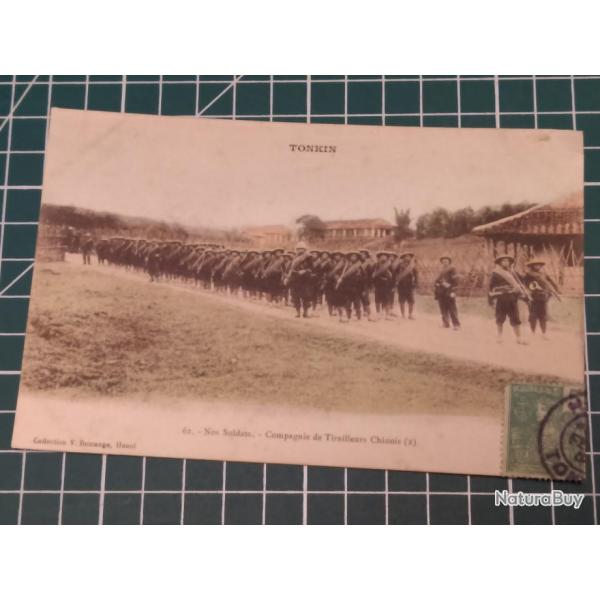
(21, 259), (582, 418)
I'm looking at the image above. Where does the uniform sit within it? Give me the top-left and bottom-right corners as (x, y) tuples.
(396, 253), (418, 319)
(285, 247), (315, 318)
(147, 246), (162, 282)
(521, 260), (560, 335)
(372, 252), (395, 318)
(488, 255), (529, 344)
(359, 250), (375, 320)
(325, 253), (346, 318)
(489, 271), (521, 326)
(434, 257), (460, 329)
(81, 235), (94, 265)
(262, 250), (287, 303)
(336, 251), (365, 321)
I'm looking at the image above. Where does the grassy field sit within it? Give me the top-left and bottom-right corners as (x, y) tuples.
(22, 262), (572, 418)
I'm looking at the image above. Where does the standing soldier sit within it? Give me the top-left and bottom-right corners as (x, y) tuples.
(223, 250), (243, 295)
(488, 254), (530, 344)
(257, 250), (274, 299)
(308, 249), (323, 315)
(359, 249), (376, 321)
(240, 250), (262, 298)
(395, 252), (418, 320)
(262, 248), (286, 304)
(325, 251), (346, 319)
(212, 250), (231, 293)
(521, 259), (561, 340)
(336, 250), (365, 322)
(372, 251), (395, 320)
(81, 232), (94, 265)
(434, 255), (460, 330)
(280, 252), (293, 306)
(96, 238), (108, 265)
(313, 250), (332, 313)
(284, 241), (314, 318)
(147, 243), (162, 282)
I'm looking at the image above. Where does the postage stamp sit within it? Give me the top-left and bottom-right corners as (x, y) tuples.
(504, 383), (588, 480)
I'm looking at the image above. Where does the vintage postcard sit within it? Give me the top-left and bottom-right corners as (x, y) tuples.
(12, 107), (587, 480)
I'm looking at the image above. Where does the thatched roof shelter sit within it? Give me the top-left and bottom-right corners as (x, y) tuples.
(471, 194), (583, 273)
(472, 195), (583, 239)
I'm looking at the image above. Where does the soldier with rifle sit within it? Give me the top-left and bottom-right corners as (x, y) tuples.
(312, 250), (332, 314)
(240, 250), (262, 298)
(283, 241), (315, 318)
(372, 251), (395, 320)
(521, 259), (561, 340)
(434, 255), (460, 330)
(336, 250), (365, 322)
(358, 249), (376, 321)
(262, 248), (287, 304)
(147, 243), (163, 282)
(395, 252), (418, 320)
(81, 232), (94, 265)
(488, 254), (531, 344)
(325, 251), (345, 319)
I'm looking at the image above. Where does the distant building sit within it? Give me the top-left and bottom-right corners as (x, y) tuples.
(322, 218), (395, 240)
(241, 225), (293, 248)
(242, 218), (395, 247)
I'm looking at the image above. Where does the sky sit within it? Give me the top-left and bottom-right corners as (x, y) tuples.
(42, 108), (584, 231)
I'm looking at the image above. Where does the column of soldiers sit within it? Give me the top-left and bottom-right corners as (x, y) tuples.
(88, 237), (561, 340)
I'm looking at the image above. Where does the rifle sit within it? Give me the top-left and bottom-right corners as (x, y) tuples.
(283, 254), (310, 286)
(335, 261), (362, 290)
(489, 283), (532, 303)
(527, 274), (562, 303)
(489, 269), (532, 303)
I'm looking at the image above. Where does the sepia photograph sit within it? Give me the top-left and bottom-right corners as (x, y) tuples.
(12, 107), (586, 479)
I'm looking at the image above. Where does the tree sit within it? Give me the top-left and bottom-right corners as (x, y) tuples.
(447, 207), (475, 238)
(427, 208), (451, 238)
(415, 202), (537, 239)
(295, 214), (326, 241)
(393, 207), (413, 241)
(415, 213), (432, 239)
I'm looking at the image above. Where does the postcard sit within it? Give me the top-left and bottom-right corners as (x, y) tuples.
(11, 107), (587, 480)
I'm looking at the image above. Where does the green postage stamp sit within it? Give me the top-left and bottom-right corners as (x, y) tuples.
(504, 383), (588, 480)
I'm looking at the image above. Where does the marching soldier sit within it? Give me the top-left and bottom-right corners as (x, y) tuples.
(262, 248), (286, 303)
(434, 255), (460, 330)
(284, 241), (315, 318)
(81, 232), (94, 265)
(372, 251), (395, 320)
(147, 243), (163, 282)
(257, 250), (274, 298)
(325, 251), (346, 319)
(280, 252), (293, 306)
(96, 238), (108, 265)
(212, 250), (231, 293)
(223, 250), (243, 295)
(488, 254), (530, 344)
(359, 249), (376, 321)
(521, 259), (561, 339)
(396, 252), (418, 320)
(336, 250), (365, 322)
(308, 249), (323, 314)
(240, 250), (262, 297)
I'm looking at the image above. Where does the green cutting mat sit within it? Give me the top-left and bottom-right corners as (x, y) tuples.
(0, 75), (598, 524)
